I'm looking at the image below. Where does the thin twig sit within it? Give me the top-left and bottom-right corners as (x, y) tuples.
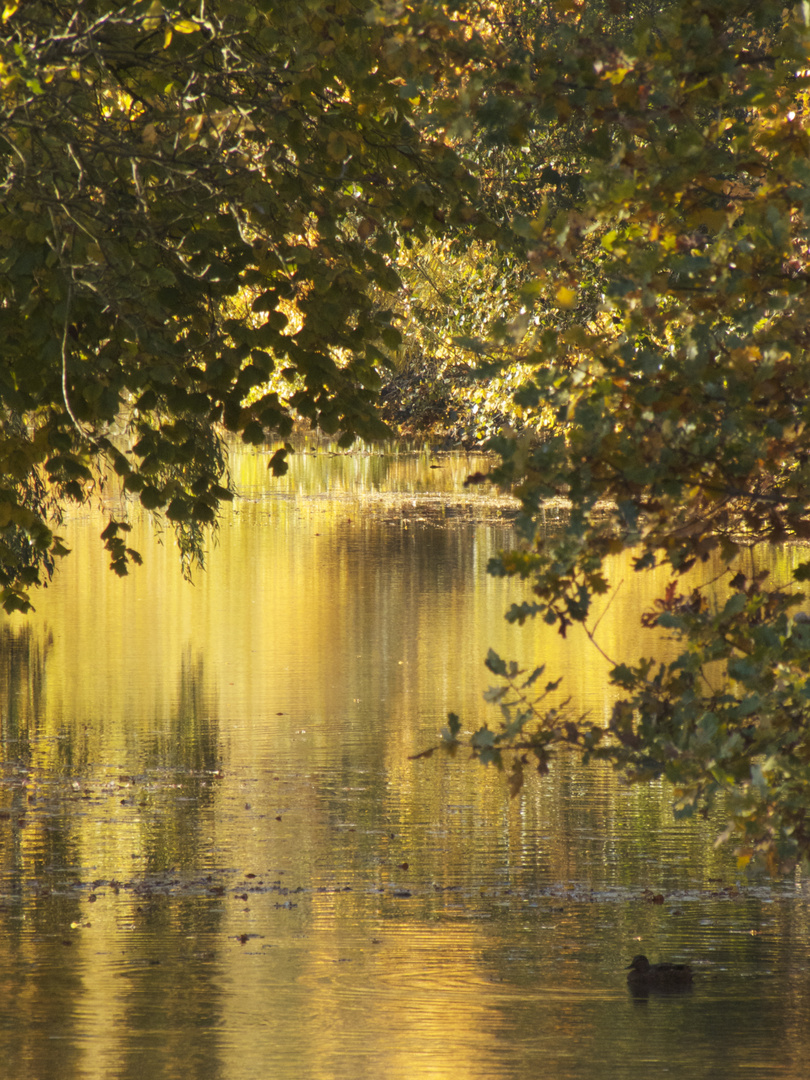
(590, 577), (623, 639)
(584, 626), (618, 668)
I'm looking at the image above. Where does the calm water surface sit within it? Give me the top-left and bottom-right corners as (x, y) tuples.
(1, 446), (809, 1080)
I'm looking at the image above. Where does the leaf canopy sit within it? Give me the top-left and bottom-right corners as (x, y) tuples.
(0, 0), (477, 608)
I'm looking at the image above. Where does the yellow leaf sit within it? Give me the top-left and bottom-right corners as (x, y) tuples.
(143, 0), (163, 32)
(184, 114), (204, 142)
(556, 285), (577, 309)
(730, 346), (761, 366)
(2, 2), (19, 20)
(163, 26), (172, 49)
(172, 19), (200, 33)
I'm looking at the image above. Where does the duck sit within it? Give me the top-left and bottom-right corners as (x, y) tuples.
(626, 954), (693, 992)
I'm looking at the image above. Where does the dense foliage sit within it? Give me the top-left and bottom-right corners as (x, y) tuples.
(0, 0), (475, 608)
(7, 0), (810, 869)
(425, 0), (810, 871)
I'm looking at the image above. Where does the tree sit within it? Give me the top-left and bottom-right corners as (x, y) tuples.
(0, 0), (477, 610)
(9, 0), (810, 873)
(420, 0), (810, 871)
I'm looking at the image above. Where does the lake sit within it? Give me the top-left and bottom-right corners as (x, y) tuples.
(1, 444), (809, 1080)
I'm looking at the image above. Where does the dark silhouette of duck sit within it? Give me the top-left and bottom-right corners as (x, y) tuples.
(626, 955), (693, 993)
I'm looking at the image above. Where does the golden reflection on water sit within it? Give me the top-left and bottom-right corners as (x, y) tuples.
(1, 447), (810, 1079)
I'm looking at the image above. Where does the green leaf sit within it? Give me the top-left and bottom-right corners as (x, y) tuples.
(471, 726), (496, 749)
(485, 648), (507, 677)
(521, 665), (545, 689)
